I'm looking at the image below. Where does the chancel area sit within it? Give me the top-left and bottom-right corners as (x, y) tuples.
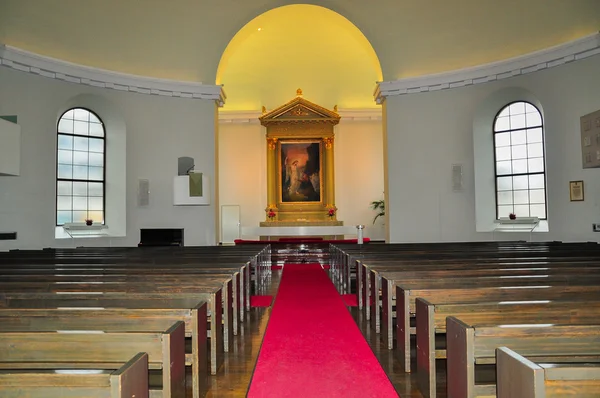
(1, 1), (600, 397)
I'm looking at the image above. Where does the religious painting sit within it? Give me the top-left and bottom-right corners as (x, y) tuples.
(279, 141), (322, 203)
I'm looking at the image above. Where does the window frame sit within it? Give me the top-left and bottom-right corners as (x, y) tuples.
(492, 101), (547, 220)
(55, 107), (107, 226)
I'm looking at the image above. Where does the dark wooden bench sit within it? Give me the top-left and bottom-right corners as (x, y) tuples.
(0, 352), (149, 398)
(416, 299), (600, 398)
(496, 346), (600, 398)
(0, 304), (207, 398)
(446, 317), (600, 397)
(0, 321), (186, 397)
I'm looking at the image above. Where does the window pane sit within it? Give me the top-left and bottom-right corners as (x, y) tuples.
(528, 142), (543, 158)
(88, 182), (103, 196)
(73, 165), (88, 180)
(530, 189), (545, 204)
(73, 151), (89, 166)
(89, 197), (103, 211)
(527, 128), (543, 143)
(73, 211), (88, 223)
(511, 130), (527, 145)
(88, 113), (101, 124)
(73, 182), (87, 196)
(57, 211), (72, 225)
(74, 120), (89, 135)
(530, 204), (546, 219)
(497, 191), (513, 205)
(511, 145), (527, 160)
(510, 114), (526, 130)
(498, 205), (514, 218)
(89, 138), (104, 153)
(496, 147), (511, 161)
(57, 164), (72, 179)
(73, 109), (90, 121)
(62, 110), (75, 120)
(495, 132), (511, 146)
(89, 123), (104, 137)
(74, 137), (88, 151)
(57, 196), (72, 211)
(512, 159), (527, 174)
(497, 176), (512, 191)
(58, 119), (74, 133)
(514, 205), (530, 217)
(528, 158), (544, 173)
(497, 107), (510, 119)
(514, 190), (529, 204)
(524, 103), (538, 114)
(88, 166), (103, 181)
(57, 181), (72, 195)
(513, 175), (529, 190)
(497, 161), (511, 175)
(88, 211), (103, 223)
(509, 102), (526, 115)
(57, 150), (73, 165)
(73, 197), (88, 210)
(495, 117), (510, 132)
(58, 135), (73, 150)
(89, 152), (104, 167)
(526, 112), (542, 127)
(529, 174), (545, 189)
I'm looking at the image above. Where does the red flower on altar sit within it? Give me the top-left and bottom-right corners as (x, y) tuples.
(328, 208), (336, 217)
(267, 209), (276, 219)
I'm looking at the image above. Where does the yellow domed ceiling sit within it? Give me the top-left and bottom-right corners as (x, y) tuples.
(216, 5), (382, 110)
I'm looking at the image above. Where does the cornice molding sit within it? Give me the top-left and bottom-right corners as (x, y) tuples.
(218, 108), (381, 124)
(374, 32), (600, 103)
(0, 44), (226, 106)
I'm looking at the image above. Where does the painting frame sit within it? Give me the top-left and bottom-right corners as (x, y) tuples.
(569, 180), (584, 202)
(277, 139), (323, 204)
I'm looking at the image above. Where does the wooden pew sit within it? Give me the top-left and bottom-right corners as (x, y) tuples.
(0, 352), (149, 398)
(0, 295), (224, 376)
(446, 317), (600, 398)
(0, 321), (186, 398)
(496, 347), (600, 398)
(416, 299), (600, 398)
(0, 304), (207, 398)
(395, 284), (600, 371)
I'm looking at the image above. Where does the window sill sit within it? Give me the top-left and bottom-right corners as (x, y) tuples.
(55, 226), (124, 239)
(492, 220), (549, 233)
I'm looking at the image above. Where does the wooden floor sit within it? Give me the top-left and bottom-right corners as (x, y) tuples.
(205, 266), (432, 398)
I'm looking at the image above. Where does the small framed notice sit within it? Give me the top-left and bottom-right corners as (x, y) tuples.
(569, 180), (584, 201)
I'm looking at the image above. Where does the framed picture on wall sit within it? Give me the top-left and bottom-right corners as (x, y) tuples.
(569, 180), (584, 201)
(278, 140), (323, 203)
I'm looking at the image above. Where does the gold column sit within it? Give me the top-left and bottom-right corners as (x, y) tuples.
(266, 137), (278, 217)
(323, 136), (335, 217)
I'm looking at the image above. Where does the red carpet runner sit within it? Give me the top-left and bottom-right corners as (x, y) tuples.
(248, 263), (398, 397)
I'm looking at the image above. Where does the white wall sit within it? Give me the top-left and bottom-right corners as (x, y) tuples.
(217, 117), (385, 240)
(0, 67), (217, 250)
(385, 54), (600, 243)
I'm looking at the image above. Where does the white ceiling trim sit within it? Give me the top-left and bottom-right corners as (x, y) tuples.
(0, 44), (226, 106)
(374, 32), (600, 103)
(218, 108), (381, 124)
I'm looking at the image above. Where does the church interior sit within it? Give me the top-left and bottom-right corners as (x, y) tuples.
(1, 1), (600, 397)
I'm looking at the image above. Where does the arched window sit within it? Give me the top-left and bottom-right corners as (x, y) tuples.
(56, 108), (105, 225)
(494, 101), (546, 219)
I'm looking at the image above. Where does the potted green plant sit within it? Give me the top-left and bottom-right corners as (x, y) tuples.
(370, 199), (385, 224)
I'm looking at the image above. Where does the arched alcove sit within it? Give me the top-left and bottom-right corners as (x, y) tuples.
(216, 4), (382, 110)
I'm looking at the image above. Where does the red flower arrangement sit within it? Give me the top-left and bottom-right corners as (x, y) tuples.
(509, 213), (516, 220)
(267, 209), (276, 220)
(327, 208), (336, 218)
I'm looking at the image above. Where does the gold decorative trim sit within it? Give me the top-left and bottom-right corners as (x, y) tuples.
(323, 137), (333, 149)
(267, 138), (278, 150)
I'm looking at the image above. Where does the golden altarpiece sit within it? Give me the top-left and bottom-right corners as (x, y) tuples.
(259, 90), (342, 227)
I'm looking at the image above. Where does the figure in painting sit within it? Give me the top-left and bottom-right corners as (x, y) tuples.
(281, 142), (321, 202)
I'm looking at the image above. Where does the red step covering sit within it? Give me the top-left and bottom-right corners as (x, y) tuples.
(234, 238), (370, 245)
